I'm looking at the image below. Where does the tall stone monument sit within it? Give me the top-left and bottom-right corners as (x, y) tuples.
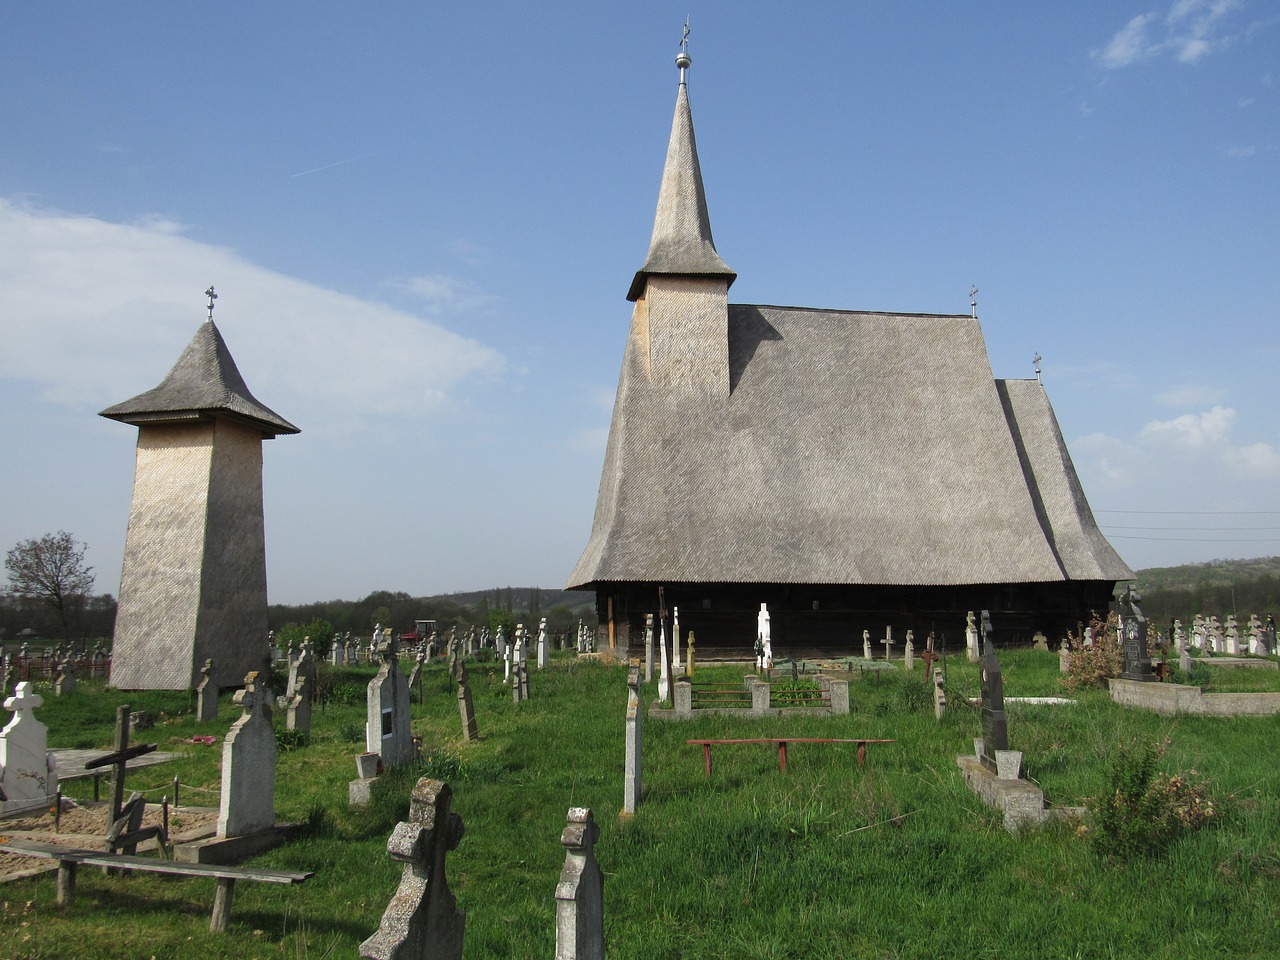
(101, 290), (299, 690)
(1113, 585), (1154, 682)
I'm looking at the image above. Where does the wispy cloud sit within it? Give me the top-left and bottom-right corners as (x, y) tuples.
(0, 197), (505, 428)
(1094, 0), (1246, 68)
(291, 151), (385, 178)
(390, 273), (501, 316)
(1224, 144), (1257, 158)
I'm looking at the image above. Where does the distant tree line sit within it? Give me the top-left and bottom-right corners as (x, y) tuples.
(267, 587), (596, 650)
(1137, 571), (1280, 630)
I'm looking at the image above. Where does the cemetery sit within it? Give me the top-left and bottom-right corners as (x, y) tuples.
(2, 629), (1280, 959)
(2, 26), (1278, 960)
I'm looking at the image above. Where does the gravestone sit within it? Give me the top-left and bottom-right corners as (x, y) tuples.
(1058, 639), (1070, 673)
(976, 612), (1008, 773)
(882, 626), (893, 661)
(933, 667), (946, 720)
(643, 614), (654, 683)
(360, 778), (466, 960)
(671, 606), (683, 677)
(519, 659), (530, 702)
(658, 621), (671, 702)
(1113, 585), (1154, 682)
(685, 630), (696, 677)
(862, 629), (871, 661)
(1226, 615), (1240, 656)
(1032, 631), (1049, 652)
(219, 672), (276, 838)
(457, 663), (479, 742)
(0, 681), (58, 814)
(287, 675), (312, 735)
(555, 808), (604, 960)
(623, 669), (642, 816)
(537, 618), (549, 669)
(1248, 614), (1264, 655)
(904, 634), (915, 671)
(195, 658), (218, 722)
(757, 603), (772, 671)
(54, 658), (76, 696)
(965, 610), (979, 662)
(367, 639), (414, 767)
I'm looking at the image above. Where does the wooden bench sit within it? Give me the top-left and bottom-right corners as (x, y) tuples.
(1, 839), (313, 932)
(687, 738), (896, 778)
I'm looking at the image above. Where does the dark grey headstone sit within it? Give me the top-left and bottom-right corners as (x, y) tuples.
(1114, 585), (1154, 682)
(977, 611), (1007, 773)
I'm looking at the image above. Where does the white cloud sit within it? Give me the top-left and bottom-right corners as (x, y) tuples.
(391, 273), (500, 316)
(1096, 13), (1158, 68)
(1224, 145), (1257, 158)
(1140, 405), (1235, 449)
(1224, 442), (1280, 477)
(0, 197), (505, 427)
(1094, 0), (1246, 68)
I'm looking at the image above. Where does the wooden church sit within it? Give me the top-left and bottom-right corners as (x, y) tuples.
(566, 46), (1133, 656)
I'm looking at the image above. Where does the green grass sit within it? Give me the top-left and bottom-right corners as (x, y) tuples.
(5, 649), (1280, 959)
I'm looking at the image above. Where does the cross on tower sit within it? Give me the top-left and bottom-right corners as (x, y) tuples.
(205, 286), (218, 321)
(677, 17), (692, 82)
(969, 285), (979, 318)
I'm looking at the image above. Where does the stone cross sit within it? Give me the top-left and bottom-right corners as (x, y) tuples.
(1225, 615), (1240, 655)
(904, 634), (915, 671)
(360, 779), (465, 960)
(882, 626), (893, 661)
(643, 614), (654, 683)
(1, 681), (57, 809)
(658, 621), (671, 702)
(195, 658), (218, 722)
(671, 607), (683, 677)
(623, 668), (642, 815)
(965, 610), (979, 662)
(537, 618), (549, 669)
(1114, 586), (1154, 681)
(757, 603), (772, 670)
(54, 657), (76, 696)
(287, 675), (312, 735)
(862, 629), (871, 661)
(555, 808), (604, 960)
(219, 673), (276, 838)
(685, 630), (695, 677)
(456, 664), (478, 742)
(368, 647), (414, 767)
(977, 614), (1008, 773)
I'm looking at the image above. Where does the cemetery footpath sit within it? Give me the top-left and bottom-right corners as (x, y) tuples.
(3, 649), (1280, 957)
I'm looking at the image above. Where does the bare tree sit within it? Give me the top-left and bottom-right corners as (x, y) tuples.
(5, 531), (95, 638)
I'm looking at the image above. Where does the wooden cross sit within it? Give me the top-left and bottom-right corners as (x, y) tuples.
(82, 705), (155, 822)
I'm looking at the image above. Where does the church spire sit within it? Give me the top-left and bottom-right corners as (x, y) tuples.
(627, 31), (735, 302)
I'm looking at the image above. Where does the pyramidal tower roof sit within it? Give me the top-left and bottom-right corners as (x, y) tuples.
(100, 316), (299, 438)
(627, 41), (736, 302)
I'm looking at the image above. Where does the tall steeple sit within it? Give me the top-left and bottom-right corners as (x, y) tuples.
(627, 33), (735, 303)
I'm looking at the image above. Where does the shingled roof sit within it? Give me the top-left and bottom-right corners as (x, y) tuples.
(100, 319), (299, 437)
(568, 304), (1132, 589)
(627, 78), (736, 302)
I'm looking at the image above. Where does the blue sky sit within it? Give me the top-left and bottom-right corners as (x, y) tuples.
(1, 2), (1277, 605)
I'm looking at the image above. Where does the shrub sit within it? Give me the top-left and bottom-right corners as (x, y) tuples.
(1087, 738), (1216, 861)
(1166, 660), (1212, 690)
(1059, 612), (1122, 691)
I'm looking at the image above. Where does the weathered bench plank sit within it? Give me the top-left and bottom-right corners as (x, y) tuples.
(686, 738), (896, 777)
(1, 839), (312, 932)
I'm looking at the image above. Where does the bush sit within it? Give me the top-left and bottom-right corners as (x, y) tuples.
(1060, 612), (1122, 691)
(1088, 739), (1216, 861)
(1166, 660), (1212, 689)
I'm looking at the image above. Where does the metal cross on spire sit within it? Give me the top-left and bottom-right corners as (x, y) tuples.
(969, 285), (978, 318)
(205, 286), (218, 321)
(677, 16), (691, 82)
(1033, 352), (1042, 382)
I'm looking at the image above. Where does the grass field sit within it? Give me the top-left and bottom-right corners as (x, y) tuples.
(4, 650), (1280, 959)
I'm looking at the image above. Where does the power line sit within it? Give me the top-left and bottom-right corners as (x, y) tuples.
(1096, 510), (1280, 515)
(1106, 535), (1280, 543)
(1101, 525), (1280, 532)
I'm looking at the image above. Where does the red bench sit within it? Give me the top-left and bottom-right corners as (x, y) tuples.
(687, 737), (896, 777)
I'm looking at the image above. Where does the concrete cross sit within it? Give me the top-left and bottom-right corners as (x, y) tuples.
(233, 671), (273, 720)
(3, 681), (42, 724)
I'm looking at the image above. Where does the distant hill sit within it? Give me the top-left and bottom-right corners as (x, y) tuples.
(1133, 556), (1280, 625)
